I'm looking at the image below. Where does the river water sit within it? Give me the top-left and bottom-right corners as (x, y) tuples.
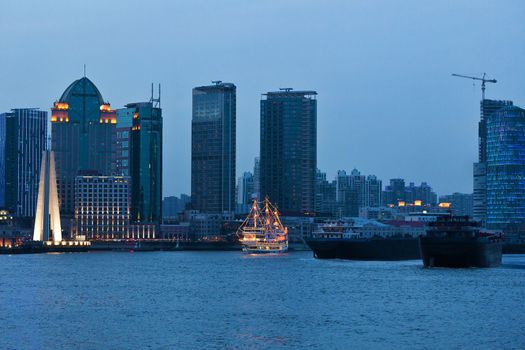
(1, 251), (524, 349)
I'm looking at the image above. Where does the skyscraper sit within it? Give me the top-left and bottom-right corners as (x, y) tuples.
(51, 77), (116, 217)
(473, 99), (513, 224)
(236, 171), (254, 213)
(117, 100), (163, 224)
(0, 109), (47, 218)
(486, 105), (525, 230)
(191, 81), (236, 214)
(253, 157), (260, 200)
(260, 89), (317, 213)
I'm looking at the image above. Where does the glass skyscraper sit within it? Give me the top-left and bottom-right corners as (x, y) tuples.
(486, 105), (525, 230)
(191, 82), (236, 214)
(51, 77), (116, 217)
(473, 99), (513, 224)
(260, 89), (317, 213)
(0, 109), (47, 217)
(120, 102), (163, 224)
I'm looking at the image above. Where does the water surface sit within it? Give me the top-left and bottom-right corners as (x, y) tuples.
(1, 252), (524, 349)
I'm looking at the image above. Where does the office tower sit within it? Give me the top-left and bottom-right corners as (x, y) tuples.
(0, 109), (47, 217)
(473, 99), (513, 224)
(74, 175), (131, 240)
(236, 171), (254, 213)
(253, 157), (260, 200)
(486, 105), (525, 230)
(51, 77), (116, 217)
(117, 98), (163, 224)
(439, 193), (473, 217)
(260, 89), (317, 213)
(191, 81), (236, 214)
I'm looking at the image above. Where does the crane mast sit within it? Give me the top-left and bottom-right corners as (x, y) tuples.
(452, 73), (497, 100)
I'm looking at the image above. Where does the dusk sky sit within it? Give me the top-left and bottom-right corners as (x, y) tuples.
(1, 0), (524, 197)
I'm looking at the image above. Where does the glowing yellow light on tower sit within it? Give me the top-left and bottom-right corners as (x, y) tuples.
(100, 104), (112, 112)
(439, 202), (451, 208)
(54, 102), (69, 110)
(398, 201), (406, 207)
(414, 200), (422, 206)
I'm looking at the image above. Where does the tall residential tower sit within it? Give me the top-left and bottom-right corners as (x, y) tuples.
(260, 89), (317, 213)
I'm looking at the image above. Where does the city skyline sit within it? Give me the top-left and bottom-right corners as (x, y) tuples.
(1, 1), (524, 197)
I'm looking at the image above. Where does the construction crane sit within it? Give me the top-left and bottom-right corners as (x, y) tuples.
(452, 73), (497, 100)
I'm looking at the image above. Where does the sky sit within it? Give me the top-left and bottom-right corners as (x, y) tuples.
(1, 0), (524, 197)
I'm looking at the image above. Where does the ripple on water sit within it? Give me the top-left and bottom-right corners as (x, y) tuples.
(0, 252), (524, 349)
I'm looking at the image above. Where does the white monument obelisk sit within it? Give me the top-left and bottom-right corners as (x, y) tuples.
(33, 150), (62, 242)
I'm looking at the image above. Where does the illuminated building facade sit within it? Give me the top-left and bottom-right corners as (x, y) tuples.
(51, 77), (117, 218)
(486, 105), (525, 230)
(473, 99), (513, 224)
(117, 101), (163, 224)
(33, 151), (62, 242)
(260, 89), (317, 213)
(191, 82), (236, 214)
(0, 109), (47, 217)
(74, 175), (131, 240)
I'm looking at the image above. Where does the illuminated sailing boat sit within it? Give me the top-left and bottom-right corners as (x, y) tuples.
(238, 198), (288, 254)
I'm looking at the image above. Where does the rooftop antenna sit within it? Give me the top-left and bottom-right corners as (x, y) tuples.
(83, 64), (86, 77)
(279, 87), (293, 92)
(150, 83), (161, 108)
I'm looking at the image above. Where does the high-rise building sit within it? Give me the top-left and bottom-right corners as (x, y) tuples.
(315, 169), (337, 216)
(73, 175), (131, 240)
(51, 77), (116, 218)
(0, 109), (47, 217)
(383, 178), (406, 206)
(260, 89), (317, 213)
(486, 105), (525, 230)
(117, 101), (163, 224)
(473, 99), (513, 224)
(191, 82), (236, 214)
(439, 192), (473, 217)
(236, 171), (254, 213)
(365, 175), (382, 208)
(253, 157), (260, 200)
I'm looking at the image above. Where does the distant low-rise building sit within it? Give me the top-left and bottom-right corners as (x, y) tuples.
(163, 194), (191, 220)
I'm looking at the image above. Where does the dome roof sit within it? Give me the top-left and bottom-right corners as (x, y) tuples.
(59, 77), (104, 104)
